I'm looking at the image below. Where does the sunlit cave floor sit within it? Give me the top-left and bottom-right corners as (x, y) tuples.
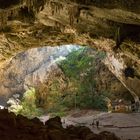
(40, 110), (140, 140)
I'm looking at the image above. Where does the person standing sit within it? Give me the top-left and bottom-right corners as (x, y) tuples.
(96, 120), (99, 128)
(91, 120), (95, 127)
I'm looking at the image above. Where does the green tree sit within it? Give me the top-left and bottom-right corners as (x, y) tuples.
(20, 87), (44, 118)
(57, 47), (107, 110)
(7, 87), (44, 118)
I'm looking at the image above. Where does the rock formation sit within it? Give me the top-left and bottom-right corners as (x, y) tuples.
(0, 45), (77, 105)
(0, 1), (139, 106)
(0, 109), (120, 140)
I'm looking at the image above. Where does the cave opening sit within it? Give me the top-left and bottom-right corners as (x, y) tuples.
(0, 0), (140, 139)
(0, 43), (138, 139)
(0, 45), (134, 120)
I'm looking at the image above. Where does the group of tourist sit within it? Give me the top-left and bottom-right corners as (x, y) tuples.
(91, 120), (100, 128)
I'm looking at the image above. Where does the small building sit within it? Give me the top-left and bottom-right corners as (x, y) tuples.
(111, 99), (132, 113)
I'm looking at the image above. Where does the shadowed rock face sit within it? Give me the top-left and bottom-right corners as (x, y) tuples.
(0, 0), (20, 9)
(71, 0), (140, 12)
(0, 1), (139, 101)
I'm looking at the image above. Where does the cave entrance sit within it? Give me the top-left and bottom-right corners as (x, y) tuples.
(0, 44), (135, 118)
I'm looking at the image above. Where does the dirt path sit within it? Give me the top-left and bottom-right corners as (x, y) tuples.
(39, 110), (140, 140)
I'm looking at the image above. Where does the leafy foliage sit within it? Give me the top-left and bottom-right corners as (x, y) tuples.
(46, 47), (108, 114)
(58, 48), (94, 80)
(7, 88), (44, 118)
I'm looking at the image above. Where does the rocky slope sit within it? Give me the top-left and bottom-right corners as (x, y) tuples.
(0, 0), (139, 106)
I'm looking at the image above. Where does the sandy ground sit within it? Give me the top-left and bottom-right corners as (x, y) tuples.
(39, 110), (140, 140)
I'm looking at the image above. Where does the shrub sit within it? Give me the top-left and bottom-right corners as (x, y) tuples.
(7, 88), (44, 118)
(46, 48), (108, 112)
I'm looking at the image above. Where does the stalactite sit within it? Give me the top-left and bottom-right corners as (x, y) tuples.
(0, 5), (22, 29)
(11, 8), (19, 18)
(54, 20), (65, 32)
(24, 0), (47, 14)
(0, 0), (47, 29)
(68, 5), (80, 26)
(49, 1), (63, 16)
(0, 11), (8, 29)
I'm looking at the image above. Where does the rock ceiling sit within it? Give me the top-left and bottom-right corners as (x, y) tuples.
(0, 0), (140, 101)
